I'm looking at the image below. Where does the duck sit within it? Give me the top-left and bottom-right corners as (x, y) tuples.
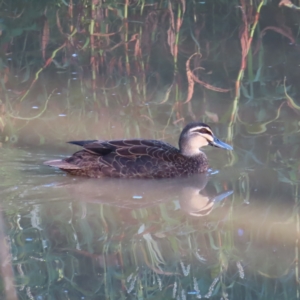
(44, 122), (233, 179)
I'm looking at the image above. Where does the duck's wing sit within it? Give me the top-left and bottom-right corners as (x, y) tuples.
(68, 139), (178, 156)
(67, 139), (186, 178)
(68, 140), (113, 155)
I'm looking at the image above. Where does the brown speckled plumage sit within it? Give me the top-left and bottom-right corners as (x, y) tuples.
(44, 122), (232, 179)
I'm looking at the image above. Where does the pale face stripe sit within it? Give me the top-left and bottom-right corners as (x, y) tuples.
(189, 126), (214, 143)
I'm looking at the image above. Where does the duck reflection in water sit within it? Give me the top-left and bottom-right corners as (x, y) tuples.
(60, 173), (233, 217)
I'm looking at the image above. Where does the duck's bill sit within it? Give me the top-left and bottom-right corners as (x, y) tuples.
(210, 137), (233, 150)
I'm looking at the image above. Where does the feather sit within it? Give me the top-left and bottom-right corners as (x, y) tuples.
(44, 159), (81, 169)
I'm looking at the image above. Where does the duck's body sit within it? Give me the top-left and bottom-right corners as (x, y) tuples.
(44, 122), (232, 179)
(47, 139), (208, 179)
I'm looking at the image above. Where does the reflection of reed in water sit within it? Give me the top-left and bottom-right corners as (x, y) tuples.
(60, 173), (232, 217)
(45, 173), (233, 299)
(6, 166), (298, 299)
(0, 207), (18, 300)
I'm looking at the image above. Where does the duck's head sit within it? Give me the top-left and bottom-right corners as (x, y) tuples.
(179, 122), (233, 157)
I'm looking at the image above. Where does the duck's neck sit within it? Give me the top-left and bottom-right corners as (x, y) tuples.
(180, 144), (208, 172)
(180, 144), (204, 157)
(179, 135), (208, 157)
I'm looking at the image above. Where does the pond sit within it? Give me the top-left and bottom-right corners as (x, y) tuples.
(1, 0), (300, 299)
(1, 110), (299, 299)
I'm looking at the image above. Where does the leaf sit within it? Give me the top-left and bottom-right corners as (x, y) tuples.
(240, 84), (251, 99)
(184, 53), (195, 103)
(254, 66), (262, 82)
(284, 77), (300, 114)
(21, 66), (31, 83)
(138, 224), (145, 234)
(41, 16), (50, 60)
(184, 53), (229, 104)
(154, 232), (166, 238)
(167, 1), (175, 56)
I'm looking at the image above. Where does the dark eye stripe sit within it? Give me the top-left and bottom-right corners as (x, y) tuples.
(199, 128), (212, 135)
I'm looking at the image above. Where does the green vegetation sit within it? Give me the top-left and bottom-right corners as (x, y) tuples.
(1, 0), (300, 144)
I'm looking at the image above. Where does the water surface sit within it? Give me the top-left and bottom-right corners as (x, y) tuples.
(1, 124), (299, 299)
